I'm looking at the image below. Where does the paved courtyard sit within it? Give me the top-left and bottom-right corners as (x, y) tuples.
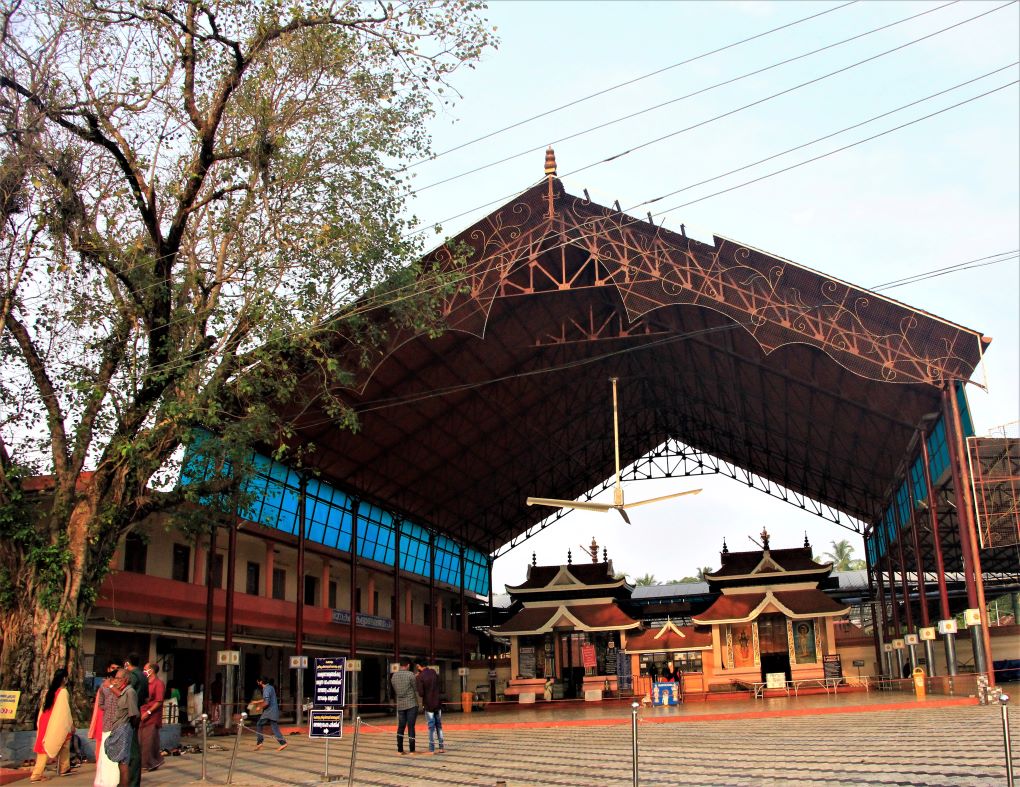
(13, 698), (1018, 786)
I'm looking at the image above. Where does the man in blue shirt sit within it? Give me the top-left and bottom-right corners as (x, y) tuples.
(253, 677), (287, 751)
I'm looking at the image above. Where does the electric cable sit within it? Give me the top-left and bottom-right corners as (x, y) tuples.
(406, 0), (1017, 238)
(401, 0), (861, 169)
(411, 0), (960, 194)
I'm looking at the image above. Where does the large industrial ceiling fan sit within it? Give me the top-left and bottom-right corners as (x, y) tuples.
(526, 378), (702, 523)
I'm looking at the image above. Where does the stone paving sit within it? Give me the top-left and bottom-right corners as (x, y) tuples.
(13, 698), (1018, 786)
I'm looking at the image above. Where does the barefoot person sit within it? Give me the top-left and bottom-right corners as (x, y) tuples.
(101, 669), (139, 787)
(251, 677), (287, 751)
(140, 663), (165, 771)
(31, 668), (75, 782)
(88, 663), (122, 787)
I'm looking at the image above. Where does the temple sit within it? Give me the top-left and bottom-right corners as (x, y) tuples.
(495, 532), (861, 703)
(691, 530), (848, 689)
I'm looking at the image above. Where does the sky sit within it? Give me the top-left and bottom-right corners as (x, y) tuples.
(399, 1), (1020, 591)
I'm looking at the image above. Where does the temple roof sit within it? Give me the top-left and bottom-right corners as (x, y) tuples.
(505, 562), (627, 594)
(705, 546), (832, 582)
(493, 602), (640, 635)
(692, 589), (848, 625)
(625, 620), (712, 652)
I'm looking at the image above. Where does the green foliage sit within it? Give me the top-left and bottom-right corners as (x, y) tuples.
(0, 0), (496, 691)
(633, 573), (659, 586)
(823, 539), (866, 572)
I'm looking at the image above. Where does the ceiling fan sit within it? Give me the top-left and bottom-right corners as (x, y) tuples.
(526, 377), (702, 523)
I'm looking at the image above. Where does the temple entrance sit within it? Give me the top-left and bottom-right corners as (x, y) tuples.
(757, 614), (792, 682)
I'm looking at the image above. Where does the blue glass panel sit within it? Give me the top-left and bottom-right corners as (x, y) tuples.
(909, 456), (927, 502)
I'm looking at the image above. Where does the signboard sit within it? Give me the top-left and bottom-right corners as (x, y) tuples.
(518, 647), (536, 679)
(581, 644), (597, 670)
(216, 650), (240, 666)
(882, 643), (893, 653)
(346, 660), (362, 673)
(615, 646), (632, 692)
(852, 659), (866, 668)
(313, 657), (346, 709)
(904, 634), (919, 646)
(765, 672), (786, 689)
(308, 709), (343, 739)
(330, 609), (393, 631)
(457, 667), (469, 677)
(822, 654), (842, 680)
(0, 690), (21, 721)
(892, 639), (905, 650)
(289, 655), (309, 669)
(938, 619), (958, 635)
(963, 608), (982, 627)
(919, 627), (936, 641)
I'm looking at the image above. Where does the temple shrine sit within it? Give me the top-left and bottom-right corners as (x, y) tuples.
(496, 532), (854, 703)
(690, 529), (849, 690)
(494, 540), (640, 701)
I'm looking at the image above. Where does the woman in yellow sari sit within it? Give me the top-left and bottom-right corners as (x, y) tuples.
(31, 668), (75, 782)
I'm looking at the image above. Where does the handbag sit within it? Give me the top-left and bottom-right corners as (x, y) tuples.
(104, 723), (132, 764)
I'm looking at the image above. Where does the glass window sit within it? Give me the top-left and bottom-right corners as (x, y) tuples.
(171, 543), (190, 583)
(123, 533), (147, 574)
(245, 562), (260, 595)
(211, 553), (224, 589)
(272, 568), (286, 600)
(304, 575), (318, 606)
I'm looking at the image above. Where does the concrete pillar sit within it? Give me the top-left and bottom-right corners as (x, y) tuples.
(321, 560), (331, 608)
(264, 542), (275, 598)
(194, 542), (207, 586)
(367, 575), (376, 615)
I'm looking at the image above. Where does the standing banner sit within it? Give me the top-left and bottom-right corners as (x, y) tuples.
(313, 657), (346, 709)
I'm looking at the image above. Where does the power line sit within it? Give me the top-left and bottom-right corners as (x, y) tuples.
(873, 254), (1018, 291)
(411, 0), (959, 194)
(630, 63), (1019, 211)
(650, 79), (1018, 217)
(400, 1), (861, 170)
(407, 0), (1017, 239)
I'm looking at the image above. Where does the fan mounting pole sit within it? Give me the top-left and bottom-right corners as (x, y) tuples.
(611, 377), (623, 507)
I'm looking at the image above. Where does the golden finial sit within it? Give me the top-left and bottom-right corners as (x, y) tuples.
(544, 147), (557, 176)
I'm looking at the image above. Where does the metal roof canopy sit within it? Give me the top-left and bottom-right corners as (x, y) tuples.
(289, 159), (1004, 575)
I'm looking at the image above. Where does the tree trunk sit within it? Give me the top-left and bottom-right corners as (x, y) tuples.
(0, 595), (71, 728)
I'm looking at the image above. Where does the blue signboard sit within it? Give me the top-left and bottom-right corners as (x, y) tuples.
(308, 709), (344, 739)
(330, 609), (393, 631)
(314, 657), (346, 709)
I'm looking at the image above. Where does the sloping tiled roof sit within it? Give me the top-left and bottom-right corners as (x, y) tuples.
(707, 547), (831, 579)
(692, 589), (848, 624)
(506, 562), (623, 592)
(493, 602), (639, 634)
(625, 624), (712, 652)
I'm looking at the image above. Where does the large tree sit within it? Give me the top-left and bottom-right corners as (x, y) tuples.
(823, 539), (866, 572)
(0, 0), (493, 723)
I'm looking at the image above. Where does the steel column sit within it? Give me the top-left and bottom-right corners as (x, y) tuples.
(296, 476), (306, 726)
(942, 384), (991, 682)
(203, 522), (216, 717)
(893, 505), (917, 672)
(429, 530), (436, 665)
(920, 429), (956, 676)
(349, 499), (360, 659)
(864, 536), (885, 675)
(393, 518), (401, 664)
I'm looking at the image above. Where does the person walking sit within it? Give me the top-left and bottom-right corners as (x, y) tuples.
(88, 663), (122, 787)
(390, 657), (419, 755)
(100, 669), (139, 787)
(139, 663), (165, 771)
(30, 668), (75, 782)
(251, 677), (287, 751)
(415, 662), (444, 754)
(122, 655), (147, 787)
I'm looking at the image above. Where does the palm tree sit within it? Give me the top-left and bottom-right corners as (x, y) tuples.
(696, 566), (713, 581)
(823, 539), (863, 571)
(634, 573), (659, 586)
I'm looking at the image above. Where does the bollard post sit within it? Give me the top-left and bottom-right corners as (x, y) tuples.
(1001, 694), (1014, 787)
(347, 716), (362, 787)
(200, 713), (209, 781)
(226, 711), (247, 785)
(630, 701), (639, 787)
(324, 738), (329, 781)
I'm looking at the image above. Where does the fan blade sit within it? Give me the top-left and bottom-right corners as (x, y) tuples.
(526, 497), (614, 513)
(620, 488), (703, 510)
(615, 507), (631, 525)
